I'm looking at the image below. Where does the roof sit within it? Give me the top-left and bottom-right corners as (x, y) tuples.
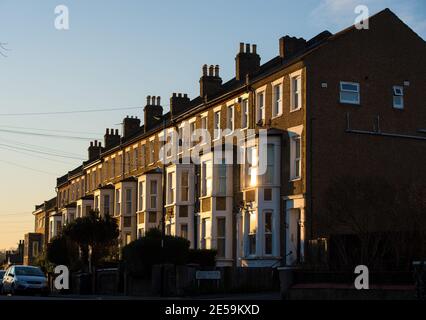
(56, 8), (415, 186)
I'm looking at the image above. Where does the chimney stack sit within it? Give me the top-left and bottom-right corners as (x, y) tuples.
(88, 140), (103, 160)
(144, 95), (163, 132)
(235, 43), (260, 81)
(104, 128), (121, 150)
(199, 64), (222, 98)
(279, 36), (306, 59)
(170, 92), (190, 118)
(122, 115), (141, 139)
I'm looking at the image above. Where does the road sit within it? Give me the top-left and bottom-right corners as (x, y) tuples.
(0, 291), (281, 300)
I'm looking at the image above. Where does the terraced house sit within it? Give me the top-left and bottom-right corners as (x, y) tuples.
(54, 9), (426, 268)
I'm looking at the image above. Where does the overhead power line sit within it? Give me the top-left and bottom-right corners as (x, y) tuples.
(0, 143), (85, 160)
(0, 106), (142, 116)
(0, 137), (85, 158)
(0, 125), (101, 135)
(0, 128), (95, 140)
(0, 159), (59, 175)
(0, 145), (78, 164)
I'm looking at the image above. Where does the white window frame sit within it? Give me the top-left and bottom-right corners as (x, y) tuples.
(227, 104), (234, 133)
(255, 87), (266, 123)
(393, 85), (404, 109)
(216, 217), (226, 258)
(241, 98), (249, 129)
(339, 81), (360, 105)
(140, 144), (146, 167)
(115, 188), (121, 215)
(290, 70), (302, 111)
(149, 139), (155, 164)
(149, 179), (157, 210)
(288, 125), (303, 181)
(189, 119), (196, 147)
(213, 109), (221, 140)
(133, 146), (139, 171)
(138, 181), (145, 211)
(104, 194), (110, 215)
(180, 170), (189, 202)
(201, 160), (213, 197)
(264, 210), (273, 256)
(167, 171), (175, 204)
(217, 164), (227, 196)
(272, 78), (283, 117)
(125, 189), (132, 215)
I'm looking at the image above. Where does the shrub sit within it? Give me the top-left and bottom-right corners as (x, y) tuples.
(188, 249), (217, 267)
(122, 228), (190, 276)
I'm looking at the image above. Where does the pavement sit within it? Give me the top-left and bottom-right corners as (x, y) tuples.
(0, 291), (281, 301)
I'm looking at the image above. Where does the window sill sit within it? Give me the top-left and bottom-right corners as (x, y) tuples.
(271, 113), (283, 120)
(290, 107), (302, 113)
(290, 177), (302, 182)
(339, 101), (360, 106)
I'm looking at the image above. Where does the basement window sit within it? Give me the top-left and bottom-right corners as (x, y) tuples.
(340, 82), (360, 105)
(393, 86), (404, 109)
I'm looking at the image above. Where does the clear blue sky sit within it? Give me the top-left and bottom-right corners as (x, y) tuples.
(1, 0), (425, 250)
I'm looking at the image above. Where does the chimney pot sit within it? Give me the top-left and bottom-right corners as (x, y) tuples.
(209, 65), (214, 76)
(156, 96), (161, 105)
(183, 93), (188, 98)
(178, 93), (182, 98)
(214, 65), (219, 77)
(245, 43), (250, 53)
(202, 64), (208, 76)
(239, 42), (244, 53)
(147, 95), (151, 105)
(90, 141), (93, 147)
(115, 129), (119, 135)
(252, 44), (257, 54)
(106, 128), (109, 135)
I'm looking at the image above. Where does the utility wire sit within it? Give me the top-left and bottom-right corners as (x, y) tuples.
(0, 159), (59, 175)
(0, 145), (78, 164)
(0, 143), (85, 160)
(0, 106), (142, 116)
(0, 128), (96, 140)
(0, 137), (84, 158)
(0, 125), (101, 135)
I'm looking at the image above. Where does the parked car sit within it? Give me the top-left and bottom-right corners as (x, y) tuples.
(0, 270), (5, 293)
(1, 265), (49, 296)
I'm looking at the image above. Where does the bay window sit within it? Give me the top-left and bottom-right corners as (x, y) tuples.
(264, 211), (273, 255)
(125, 189), (132, 215)
(150, 180), (157, 209)
(181, 171), (189, 202)
(138, 181), (145, 211)
(217, 217), (226, 258)
(167, 172), (175, 204)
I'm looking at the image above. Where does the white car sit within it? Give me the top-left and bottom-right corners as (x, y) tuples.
(1, 265), (49, 296)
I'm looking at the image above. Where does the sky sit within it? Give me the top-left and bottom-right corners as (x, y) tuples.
(0, 0), (425, 250)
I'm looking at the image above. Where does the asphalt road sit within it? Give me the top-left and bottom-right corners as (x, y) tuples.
(0, 291), (281, 300)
